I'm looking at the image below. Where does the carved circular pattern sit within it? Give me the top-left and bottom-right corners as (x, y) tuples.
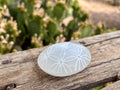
(38, 42), (91, 77)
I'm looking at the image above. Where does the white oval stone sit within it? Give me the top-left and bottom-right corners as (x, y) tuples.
(37, 42), (91, 77)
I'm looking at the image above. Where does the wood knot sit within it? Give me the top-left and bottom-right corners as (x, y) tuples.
(79, 41), (86, 45)
(2, 60), (12, 64)
(5, 83), (16, 90)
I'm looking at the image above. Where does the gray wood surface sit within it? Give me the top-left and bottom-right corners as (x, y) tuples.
(0, 31), (120, 90)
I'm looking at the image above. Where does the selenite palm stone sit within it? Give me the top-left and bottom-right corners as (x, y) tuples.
(37, 42), (91, 77)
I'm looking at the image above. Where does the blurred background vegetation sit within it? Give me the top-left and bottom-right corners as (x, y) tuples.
(0, 0), (116, 55)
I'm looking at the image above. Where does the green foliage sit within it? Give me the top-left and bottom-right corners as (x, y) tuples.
(31, 33), (43, 48)
(66, 19), (76, 40)
(0, 0), (8, 6)
(46, 20), (57, 43)
(73, 0), (79, 9)
(28, 19), (41, 36)
(72, 0), (89, 22)
(91, 85), (104, 90)
(6, 0), (90, 48)
(91, 82), (114, 90)
(0, 0), (116, 55)
(0, 0), (16, 6)
(95, 23), (116, 35)
(0, 6), (20, 54)
(53, 2), (66, 20)
(80, 23), (93, 38)
(72, 23), (93, 39)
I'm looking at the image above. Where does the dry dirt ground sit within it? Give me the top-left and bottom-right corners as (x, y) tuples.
(37, 0), (120, 29)
(79, 0), (120, 29)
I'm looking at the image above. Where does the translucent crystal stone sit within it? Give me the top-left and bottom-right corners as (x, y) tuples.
(37, 42), (91, 77)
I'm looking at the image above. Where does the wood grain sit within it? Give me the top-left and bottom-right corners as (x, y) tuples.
(0, 31), (120, 90)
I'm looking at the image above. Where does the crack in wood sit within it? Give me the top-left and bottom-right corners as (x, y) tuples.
(5, 83), (16, 90)
(89, 57), (120, 68)
(85, 36), (120, 46)
(2, 60), (12, 64)
(73, 76), (117, 90)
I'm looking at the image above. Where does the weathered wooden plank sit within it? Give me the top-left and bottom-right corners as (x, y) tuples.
(0, 31), (120, 90)
(102, 80), (120, 90)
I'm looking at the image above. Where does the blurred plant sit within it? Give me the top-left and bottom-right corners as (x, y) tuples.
(95, 23), (116, 35)
(0, 0), (17, 6)
(91, 82), (114, 90)
(6, 0), (92, 49)
(91, 85), (104, 90)
(31, 33), (43, 48)
(0, 6), (20, 55)
(56, 34), (65, 43)
(0, 0), (116, 55)
(72, 23), (93, 40)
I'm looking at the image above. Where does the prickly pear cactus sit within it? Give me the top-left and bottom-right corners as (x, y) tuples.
(46, 19), (57, 43)
(53, 2), (66, 20)
(95, 23), (116, 35)
(80, 23), (93, 38)
(31, 33), (43, 48)
(0, 6), (20, 55)
(0, 0), (115, 55)
(28, 19), (41, 36)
